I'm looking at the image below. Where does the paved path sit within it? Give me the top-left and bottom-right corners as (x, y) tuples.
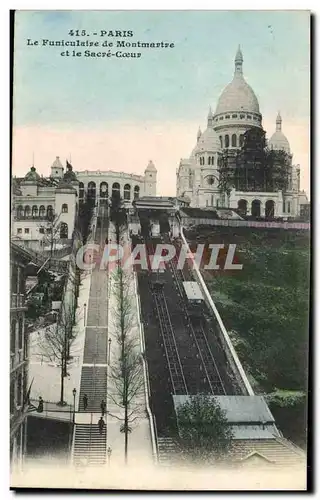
(106, 221), (153, 467)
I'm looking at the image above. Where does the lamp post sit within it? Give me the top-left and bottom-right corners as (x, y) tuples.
(84, 303), (87, 326)
(72, 388), (77, 425)
(108, 338), (112, 365)
(107, 446), (112, 467)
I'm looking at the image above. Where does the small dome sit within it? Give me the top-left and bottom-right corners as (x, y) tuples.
(24, 166), (40, 182)
(196, 126), (221, 153)
(268, 112), (290, 154)
(52, 156), (63, 169)
(145, 160), (157, 172)
(190, 127), (202, 159)
(214, 46), (260, 115)
(268, 132), (290, 153)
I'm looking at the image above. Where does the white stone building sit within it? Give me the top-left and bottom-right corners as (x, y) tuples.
(176, 47), (306, 218)
(75, 159), (157, 206)
(12, 157), (157, 246)
(12, 158), (78, 246)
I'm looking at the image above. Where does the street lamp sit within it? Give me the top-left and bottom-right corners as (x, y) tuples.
(84, 303), (87, 326)
(72, 388), (77, 424)
(107, 446), (112, 466)
(108, 338), (112, 365)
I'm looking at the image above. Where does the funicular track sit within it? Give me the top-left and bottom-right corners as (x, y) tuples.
(163, 235), (226, 396)
(151, 285), (188, 395)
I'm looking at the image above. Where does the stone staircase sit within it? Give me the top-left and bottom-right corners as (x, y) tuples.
(73, 423), (107, 467)
(72, 212), (109, 467)
(78, 366), (108, 412)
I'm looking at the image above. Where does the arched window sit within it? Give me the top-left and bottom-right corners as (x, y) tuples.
(39, 205), (45, 217)
(232, 134), (237, 147)
(60, 222), (68, 239)
(62, 203), (68, 213)
(208, 157), (211, 166)
(225, 135), (229, 148)
(17, 205), (23, 218)
(211, 156), (215, 165)
(265, 200), (275, 218)
(124, 184), (131, 200)
(31, 205), (38, 217)
(134, 185), (140, 200)
(100, 182), (108, 198)
(79, 182), (84, 199)
(112, 182), (120, 198)
(238, 199), (248, 215)
(239, 134), (244, 148)
(219, 136), (223, 148)
(251, 199), (261, 218)
(87, 181), (96, 199)
(47, 205), (54, 220)
(24, 205), (30, 217)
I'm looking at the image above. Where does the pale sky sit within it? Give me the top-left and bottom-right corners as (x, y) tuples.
(12, 10), (310, 197)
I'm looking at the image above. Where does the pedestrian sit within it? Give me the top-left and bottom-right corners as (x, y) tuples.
(37, 396), (43, 413)
(83, 394), (88, 411)
(98, 417), (105, 435)
(100, 399), (106, 417)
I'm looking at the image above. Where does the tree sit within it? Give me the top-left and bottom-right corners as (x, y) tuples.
(38, 210), (64, 260)
(38, 300), (81, 405)
(108, 265), (144, 464)
(175, 394), (234, 464)
(76, 199), (95, 244)
(110, 192), (127, 244)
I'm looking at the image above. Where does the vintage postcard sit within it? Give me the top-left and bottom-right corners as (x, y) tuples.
(10, 10), (310, 491)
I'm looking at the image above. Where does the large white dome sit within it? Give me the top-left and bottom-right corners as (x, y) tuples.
(214, 46), (260, 116)
(215, 78), (260, 115)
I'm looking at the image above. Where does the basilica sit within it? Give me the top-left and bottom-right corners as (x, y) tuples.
(176, 47), (308, 218)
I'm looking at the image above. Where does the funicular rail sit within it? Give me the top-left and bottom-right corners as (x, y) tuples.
(167, 238), (226, 395)
(151, 286), (188, 395)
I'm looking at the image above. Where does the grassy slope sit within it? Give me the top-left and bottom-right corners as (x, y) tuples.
(186, 226), (310, 446)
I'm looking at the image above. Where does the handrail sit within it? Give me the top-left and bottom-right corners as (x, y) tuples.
(133, 270), (158, 462)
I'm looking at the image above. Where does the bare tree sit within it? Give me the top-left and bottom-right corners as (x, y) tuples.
(108, 266), (144, 464)
(38, 300), (82, 405)
(37, 210), (63, 259)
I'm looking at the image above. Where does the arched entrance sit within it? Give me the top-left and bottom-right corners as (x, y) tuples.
(112, 182), (120, 198)
(251, 199), (261, 218)
(238, 199), (248, 216)
(87, 181), (96, 201)
(265, 200), (275, 218)
(123, 184), (131, 200)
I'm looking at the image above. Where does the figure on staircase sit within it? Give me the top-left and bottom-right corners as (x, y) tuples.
(98, 416), (105, 435)
(100, 399), (106, 417)
(82, 394), (88, 411)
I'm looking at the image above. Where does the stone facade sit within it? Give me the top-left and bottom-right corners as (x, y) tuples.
(10, 243), (31, 469)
